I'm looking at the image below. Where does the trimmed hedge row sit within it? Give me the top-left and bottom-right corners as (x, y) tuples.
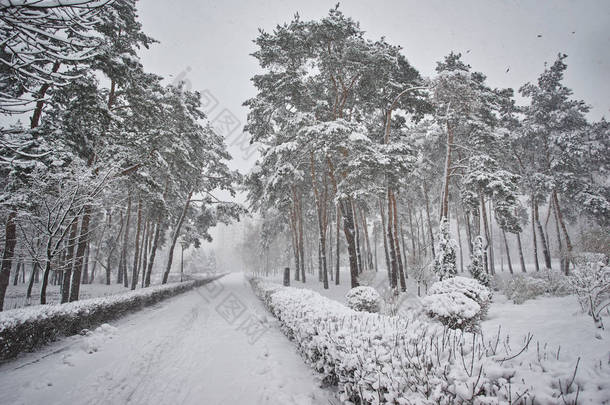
(0, 274), (222, 361)
(250, 278), (608, 405)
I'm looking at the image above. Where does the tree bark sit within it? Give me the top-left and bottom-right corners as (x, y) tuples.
(69, 205), (92, 302)
(502, 230), (514, 274)
(144, 221), (160, 287)
(61, 221), (78, 303)
(533, 199), (552, 269)
(530, 198), (540, 272)
(130, 198), (143, 290)
(456, 207), (464, 272)
(386, 190), (398, 289)
(335, 205), (341, 285)
(423, 183), (436, 257)
(0, 211), (17, 311)
(516, 232), (527, 273)
(380, 198), (391, 280)
(552, 191), (572, 275)
(392, 193), (406, 291)
(162, 190), (193, 284)
(340, 199), (359, 288)
(440, 123), (454, 220)
(480, 193), (491, 274)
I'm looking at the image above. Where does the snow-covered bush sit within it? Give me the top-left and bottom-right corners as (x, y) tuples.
(498, 270), (569, 304)
(568, 261), (610, 329)
(423, 276), (491, 331)
(433, 217), (458, 280)
(468, 236), (490, 286)
(250, 278), (609, 404)
(0, 276), (219, 361)
(345, 286), (381, 313)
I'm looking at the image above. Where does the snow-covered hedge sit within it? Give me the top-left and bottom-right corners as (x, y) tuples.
(423, 276), (492, 331)
(250, 278), (609, 404)
(346, 286), (381, 313)
(0, 276), (220, 361)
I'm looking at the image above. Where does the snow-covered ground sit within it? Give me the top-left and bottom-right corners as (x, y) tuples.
(0, 273), (333, 405)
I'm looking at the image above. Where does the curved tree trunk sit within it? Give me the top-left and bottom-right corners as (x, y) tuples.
(516, 232), (527, 273)
(534, 199), (552, 269)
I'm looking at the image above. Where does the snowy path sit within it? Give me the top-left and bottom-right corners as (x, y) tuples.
(0, 273), (333, 405)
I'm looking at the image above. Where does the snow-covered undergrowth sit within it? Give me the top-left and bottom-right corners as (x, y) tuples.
(346, 286), (381, 313)
(251, 278), (610, 404)
(495, 269), (570, 304)
(0, 275), (220, 361)
(423, 276), (492, 331)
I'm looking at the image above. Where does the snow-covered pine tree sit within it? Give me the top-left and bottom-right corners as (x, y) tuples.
(433, 217), (457, 281)
(468, 236), (490, 286)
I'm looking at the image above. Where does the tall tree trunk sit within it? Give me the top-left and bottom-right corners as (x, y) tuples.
(408, 205), (417, 266)
(551, 197), (565, 274)
(440, 123), (454, 220)
(81, 241), (90, 284)
(530, 198), (540, 272)
(380, 198), (391, 280)
(0, 211), (17, 311)
(387, 190), (398, 289)
(465, 210), (473, 255)
(69, 205), (92, 302)
(502, 230), (514, 274)
(30, 61), (61, 128)
(456, 207), (464, 272)
(120, 196), (132, 287)
(26, 261), (39, 301)
(39, 238), (54, 305)
(516, 232), (527, 273)
(162, 190), (193, 284)
(534, 199), (552, 269)
(392, 193), (406, 292)
(340, 198), (359, 288)
(480, 193), (491, 274)
(487, 200), (495, 274)
(373, 220), (378, 272)
(141, 220), (150, 288)
(297, 193), (305, 283)
(130, 199), (143, 290)
(61, 221), (78, 303)
(12, 259), (21, 286)
(144, 221), (161, 287)
(360, 207), (373, 270)
(335, 205), (341, 285)
(353, 201), (363, 275)
(552, 191), (572, 275)
(423, 183), (436, 257)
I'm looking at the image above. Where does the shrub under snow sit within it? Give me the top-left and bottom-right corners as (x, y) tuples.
(497, 270), (570, 304)
(568, 261), (610, 329)
(423, 276), (492, 331)
(250, 278), (609, 404)
(0, 276), (219, 361)
(345, 286), (381, 313)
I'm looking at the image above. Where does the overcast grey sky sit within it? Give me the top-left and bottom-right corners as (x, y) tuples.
(137, 0), (610, 174)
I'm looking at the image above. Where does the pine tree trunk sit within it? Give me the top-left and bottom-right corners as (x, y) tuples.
(69, 205), (92, 302)
(387, 190), (398, 289)
(39, 237), (54, 305)
(0, 211), (17, 311)
(502, 230), (513, 274)
(552, 191), (572, 275)
(360, 207), (373, 270)
(516, 232), (527, 273)
(392, 193), (406, 291)
(408, 205), (417, 266)
(61, 221), (78, 303)
(162, 190), (193, 284)
(341, 198), (359, 288)
(130, 199), (143, 290)
(487, 200), (495, 274)
(456, 207), (464, 272)
(465, 210), (473, 255)
(534, 199), (552, 269)
(144, 221), (161, 287)
(480, 193), (491, 274)
(353, 201), (363, 275)
(530, 198), (540, 272)
(551, 197), (565, 273)
(423, 183), (436, 257)
(297, 194), (305, 283)
(380, 198), (391, 280)
(335, 205), (341, 285)
(440, 123), (454, 220)
(82, 242), (90, 284)
(12, 260), (21, 286)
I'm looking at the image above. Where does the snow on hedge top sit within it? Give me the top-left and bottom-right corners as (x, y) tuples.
(0, 280), (200, 330)
(428, 275), (492, 303)
(421, 291), (480, 319)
